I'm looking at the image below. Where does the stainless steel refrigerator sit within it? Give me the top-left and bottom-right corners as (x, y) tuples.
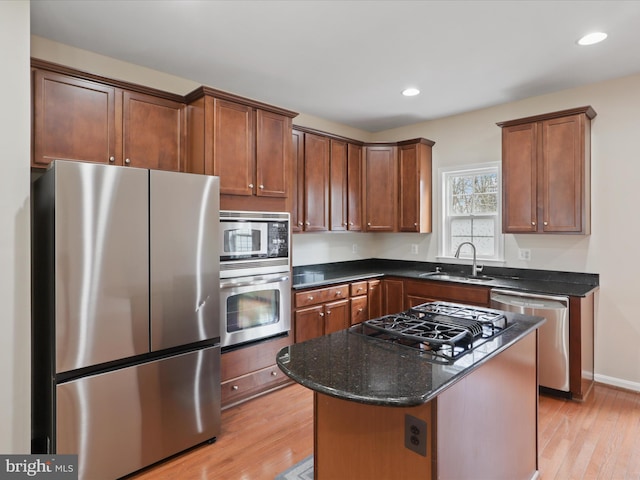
(32, 160), (221, 480)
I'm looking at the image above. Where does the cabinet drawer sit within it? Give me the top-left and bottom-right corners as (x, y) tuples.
(350, 295), (368, 325)
(295, 283), (349, 307)
(221, 364), (290, 408)
(350, 281), (368, 296)
(221, 335), (291, 382)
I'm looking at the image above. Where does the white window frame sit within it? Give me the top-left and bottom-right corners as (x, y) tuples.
(437, 162), (504, 264)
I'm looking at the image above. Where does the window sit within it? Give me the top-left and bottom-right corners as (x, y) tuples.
(440, 163), (503, 261)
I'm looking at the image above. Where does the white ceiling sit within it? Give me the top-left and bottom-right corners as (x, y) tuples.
(30, 0), (640, 132)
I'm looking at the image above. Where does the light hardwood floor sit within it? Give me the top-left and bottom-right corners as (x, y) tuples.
(129, 382), (639, 479)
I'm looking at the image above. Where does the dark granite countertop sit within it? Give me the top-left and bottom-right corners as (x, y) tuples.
(276, 310), (545, 406)
(292, 259), (599, 297)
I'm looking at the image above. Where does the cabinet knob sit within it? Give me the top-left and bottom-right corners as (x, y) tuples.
(531, 222), (536, 226)
(358, 308), (363, 313)
(308, 296), (314, 301)
(319, 312), (324, 317)
(367, 222), (371, 226)
(305, 221), (310, 226)
(326, 310), (331, 315)
(271, 371), (277, 377)
(343, 222), (347, 226)
(298, 221), (303, 226)
(336, 291), (342, 295)
(414, 222), (418, 227)
(232, 385), (239, 391)
(108, 156), (115, 163)
(249, 183), (254, 189)
(349, 222), (354, 226)
(259, 184), (264, 189)
(543, 222), (548, 226)
(124, 158), (131, 165)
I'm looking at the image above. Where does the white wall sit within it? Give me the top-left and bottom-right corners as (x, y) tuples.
(1, 0), (31, 453)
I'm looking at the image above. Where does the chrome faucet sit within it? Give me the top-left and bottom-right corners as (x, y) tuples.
(454, 242), (483, 277)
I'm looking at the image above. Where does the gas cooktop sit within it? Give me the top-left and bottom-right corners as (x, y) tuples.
(349, 301), (509, 364)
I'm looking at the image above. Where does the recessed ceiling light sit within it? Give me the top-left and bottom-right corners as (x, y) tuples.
(577, 32), (608, 46)
(402, 88), (420, 97)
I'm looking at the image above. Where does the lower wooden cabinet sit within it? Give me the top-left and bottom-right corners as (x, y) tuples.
(294, 284), (349, 342)
(350, 295), (368, 325)
(404, 279), (490, 307)
(382, 278), (405, 314)
(220, 335), (292, 409)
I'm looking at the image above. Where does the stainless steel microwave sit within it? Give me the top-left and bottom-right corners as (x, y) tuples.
(219, 211), (290, 278)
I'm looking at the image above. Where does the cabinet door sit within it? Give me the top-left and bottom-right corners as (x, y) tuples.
(291, 129), (305, 233)
(325, 299), (349, 334)
(383, 278), (404, 315)
(502, 123), (538, 233)
(256, 109), (290, 197)
(364, 146), (397, 231)
(330, 139), (348, 231)
(347, 143), (363, 231)
(213, 99), (254, 195)
(123, 91), (185, 172)
(295, 305), (324, 343)
(368, 279), (382, 319)
(398, 142), (432, 233)
(32, 69), (116, 168)
(541, 114), (585, 233)
(303, 133), (330, 231)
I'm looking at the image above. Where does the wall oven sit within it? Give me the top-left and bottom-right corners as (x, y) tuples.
(219, 211), (291, 348)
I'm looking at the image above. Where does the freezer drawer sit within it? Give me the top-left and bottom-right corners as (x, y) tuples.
(56, 346), (221, 480)
(491, 289), (569, 392)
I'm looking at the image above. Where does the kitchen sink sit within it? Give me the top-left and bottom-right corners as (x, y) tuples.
(418, 272), (494, 283)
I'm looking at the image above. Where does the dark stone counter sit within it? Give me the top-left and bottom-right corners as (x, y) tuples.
(276, 310), (545, 406)
(292, 259), (599, 297)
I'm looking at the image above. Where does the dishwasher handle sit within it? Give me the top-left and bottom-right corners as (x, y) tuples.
(490, 289), (569, 310)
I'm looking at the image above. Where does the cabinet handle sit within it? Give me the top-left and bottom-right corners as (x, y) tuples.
(349, 222), (354, 226)
(308, 296), (314, 301)
(414, 222), (418, 227)
(305, 221), (310, 226)
(367, 222), (371, 226)
(543, 222), (548, 226)
(319, 312), (324, 317)
(326, 310), (331, 315)
(125, 158), (131, 165)
(232, 385), (239, 391)
(271, 371), (277, 377)
(298, 221), (303, 226)
(249, 183), (254, 189)
(358, 308), (363, 313)
(336, 291), (342, 295)
(343, 222), (347, 226)
(108, 156), (115, 163)
(259, 184), (264, 189)
(532, 221), (536, 226)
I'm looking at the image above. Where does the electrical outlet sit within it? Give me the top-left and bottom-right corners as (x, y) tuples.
(410, 244), (419, 255)
(352, 244), (358, 254)
(404, 414), (427, 456)
(518, 248), (531, 261)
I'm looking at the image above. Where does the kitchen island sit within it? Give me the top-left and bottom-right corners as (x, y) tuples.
(276, 306), (545, 480)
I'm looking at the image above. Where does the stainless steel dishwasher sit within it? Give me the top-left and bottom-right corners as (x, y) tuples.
(490, 289), (570, 394)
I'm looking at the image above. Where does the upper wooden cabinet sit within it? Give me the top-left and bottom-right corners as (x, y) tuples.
(363, 145), (397, 232)
(185, 87), (297, 201)
(330, 139), (348, 231)
(291, 129), (305, 232)
(398, 139), (434, 233)
(302, 133), (330, 232)
(32, 61), (186, 172)
(347, 143), (364, 231)
(497, 106), (596, 234)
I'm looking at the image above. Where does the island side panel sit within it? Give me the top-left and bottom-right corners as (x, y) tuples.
(314, 393), (433, 480)
(434, 330), (538, 480)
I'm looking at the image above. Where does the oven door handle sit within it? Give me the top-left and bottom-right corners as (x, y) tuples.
(220, 275), (290, 289)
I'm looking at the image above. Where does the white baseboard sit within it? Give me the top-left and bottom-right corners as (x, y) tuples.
(595, 373), (640, 393)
